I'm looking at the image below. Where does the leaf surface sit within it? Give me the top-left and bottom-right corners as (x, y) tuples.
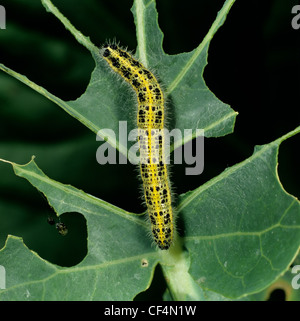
(0, 0), (299, 301)
(0, 127), (299, 300)
(0, 158), (158, 300)
(179, 127), (300, 298)
(0, 0), (237, 158)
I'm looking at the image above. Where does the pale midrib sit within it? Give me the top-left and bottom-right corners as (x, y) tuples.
(176, 141), (278, 213)
(135, 0), (148, 67)
(166, 0), (236, 95)
(177, 126), (300, 212)
(0, 64), (97, 134)
(14, 165), (147, 227)
(170, 110), (237, 153)
(41, 0), (98, 55)
(184, 217), (299, 242)
(1, 63), (131, 159)
(1, 243), (157, 295)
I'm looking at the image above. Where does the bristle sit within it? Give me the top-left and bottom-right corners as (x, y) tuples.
(101, 44), (175, 250)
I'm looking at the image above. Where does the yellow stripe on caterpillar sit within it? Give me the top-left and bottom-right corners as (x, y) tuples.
(101, 44), (174, 250)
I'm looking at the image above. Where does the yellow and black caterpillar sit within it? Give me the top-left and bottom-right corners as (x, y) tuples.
(101, 44), (174, 250)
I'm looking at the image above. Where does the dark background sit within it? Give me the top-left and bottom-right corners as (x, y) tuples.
(0, 0), (299, 300)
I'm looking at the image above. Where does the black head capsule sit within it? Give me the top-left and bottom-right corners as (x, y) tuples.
(100, 43), (174, 251)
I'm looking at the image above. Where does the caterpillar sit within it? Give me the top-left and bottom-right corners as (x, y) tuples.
(101, 44), (174, 250)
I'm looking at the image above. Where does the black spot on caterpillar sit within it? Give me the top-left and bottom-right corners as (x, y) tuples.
(101, 44), (174, 250)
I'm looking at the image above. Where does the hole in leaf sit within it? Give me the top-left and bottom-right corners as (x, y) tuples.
(268, 289), (286, 301)
(134, 264), (167, 301)
(25, 211), (87, 267)
(141, 258), (149, 268)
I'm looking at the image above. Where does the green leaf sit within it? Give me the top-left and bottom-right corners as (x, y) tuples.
(0, 0), (237, 159)
(179, 126), (300, 298)
(0, 0), (299, 301)
(247, 265), (300, 301)
(0, 127), (299, 300)
(0, 158), (159, 300)
(0, 235), (157, 300)
(132, 0), (237, 146)
(247, 250), (300, 301)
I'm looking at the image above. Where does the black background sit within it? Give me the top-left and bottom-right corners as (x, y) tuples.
(0, 0), (299, 300)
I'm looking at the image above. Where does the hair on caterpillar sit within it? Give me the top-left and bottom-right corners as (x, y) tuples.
(100, 42), (176, 250)
(100, 41), (137, 121)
